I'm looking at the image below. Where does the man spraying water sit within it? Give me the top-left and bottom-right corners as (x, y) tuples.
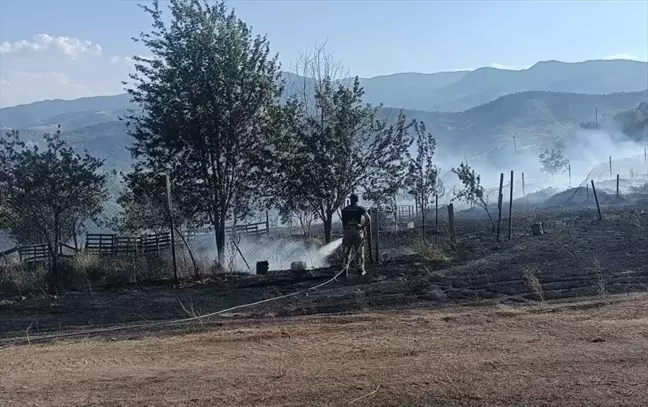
(341, 194), (371, 277)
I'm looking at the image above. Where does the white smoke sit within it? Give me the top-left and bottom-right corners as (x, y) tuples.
(187, 233), (343, 273)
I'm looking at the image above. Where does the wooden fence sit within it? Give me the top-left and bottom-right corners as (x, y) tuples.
(0, 243), (77, 263)
(1, 218), (270, 264)
(85, 232), (171, 256)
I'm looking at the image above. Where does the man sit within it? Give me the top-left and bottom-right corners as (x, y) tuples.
(341, 193), (371, 276)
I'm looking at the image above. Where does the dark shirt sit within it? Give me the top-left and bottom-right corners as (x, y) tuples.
(341, 204), (367, 226)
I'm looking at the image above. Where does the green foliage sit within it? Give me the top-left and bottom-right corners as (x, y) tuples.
(124, 0), (282, 265)
(112, 171), (186, 235)
(404, 121), (444, 226)
(0, 126), (106, 276)
(451, 163), (495, 231)
(271, 76), (412, 242)
(538, 149), (570, 179)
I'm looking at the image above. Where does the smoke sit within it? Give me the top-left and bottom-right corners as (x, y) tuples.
(431, 121), (648, 208)
(187, 233), (343, 273)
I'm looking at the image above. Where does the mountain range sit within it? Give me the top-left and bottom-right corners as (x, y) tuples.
(1, 59), (646, 170)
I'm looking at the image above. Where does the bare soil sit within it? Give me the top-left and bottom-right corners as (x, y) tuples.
(2, 296), (648, 406)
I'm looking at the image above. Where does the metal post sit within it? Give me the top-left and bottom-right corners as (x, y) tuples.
(508, 171), (514, 240)
(591, 180), (602, 220)
(568, 164), (571, 188)
(616, 174), (620, 197)
(165, 173), (178, 284)
(609, 156), (612, 177)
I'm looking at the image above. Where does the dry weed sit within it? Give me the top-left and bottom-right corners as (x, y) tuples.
(589, 257), (609, 300)
(522, 266), (545, 304)
(410, 237), (449, 264)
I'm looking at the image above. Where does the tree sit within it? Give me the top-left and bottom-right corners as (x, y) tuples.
(273, 77), (413, 243)
(123, 0), (282, 266)
(538, 149), (569, 180)
(114, 171), (183, 235)
(404, 120), (444, 233)
(114, 170), (201, 278)
(0, 126), (106, 278)
(276, 199), (317, 239)
(451, 163), (495, 232)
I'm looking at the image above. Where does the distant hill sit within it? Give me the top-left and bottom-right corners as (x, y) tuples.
(422, 60), (648, 111)
(2, 58), (646, 128)
(379, 90), (648, 156)
(2, 88), (645, 171)
(274, 59), (648, 112)
(0, 94), (131, 129)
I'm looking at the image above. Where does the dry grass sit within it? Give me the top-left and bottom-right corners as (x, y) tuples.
(2, 295), (648, 406)
(522, 266), (545, 304)
(410, 237), (450, 264)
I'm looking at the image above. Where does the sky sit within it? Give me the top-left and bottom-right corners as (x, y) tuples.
(0, 0), (647, 107)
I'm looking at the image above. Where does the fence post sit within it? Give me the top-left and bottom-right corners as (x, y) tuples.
(366, 211), (374, 264)
(435, 194), (439, 233)
(497, 173), (504, 241)
(522, 172), (526, 197)
(165, 173), (178, 285)
(616, 174), (620, 197)
(591, 180), (602, 220)
(586, 183), (589, 199)
(265, 210), (270, 234)
(374, 208), (381, 263)
(447, 204), (456, 243)
(568, 164), (571, 187)
(508, 170), (514, 240)
(609, 156), (612, 177)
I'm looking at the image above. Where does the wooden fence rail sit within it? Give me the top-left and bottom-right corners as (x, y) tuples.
(85, 232), (172, 256)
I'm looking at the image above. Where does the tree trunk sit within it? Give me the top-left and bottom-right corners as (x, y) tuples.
(421, 203), (426, 236)
(51, 213), (61, 279)
(214, 219), (226, 269)
(175, 225), (200, 280)
(72, 222), (79, 251)
(48, 241), (58, 279)
(323, 212), (333, 244)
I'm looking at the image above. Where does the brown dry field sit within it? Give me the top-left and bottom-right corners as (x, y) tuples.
(2, 294), (648, 407)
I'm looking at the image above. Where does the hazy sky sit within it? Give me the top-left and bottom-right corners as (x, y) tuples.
(1, 0), (647, 107)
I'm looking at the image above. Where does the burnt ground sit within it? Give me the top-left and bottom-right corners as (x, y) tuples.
(0, 203), (647, 344)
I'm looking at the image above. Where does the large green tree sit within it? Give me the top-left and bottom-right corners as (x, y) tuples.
(272, 76), (412, 243)
(0, 126), (106, 277)
(124, 0), (282, 266)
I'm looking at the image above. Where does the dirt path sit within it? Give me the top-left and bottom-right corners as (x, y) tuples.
(2, 295), (648, 407)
